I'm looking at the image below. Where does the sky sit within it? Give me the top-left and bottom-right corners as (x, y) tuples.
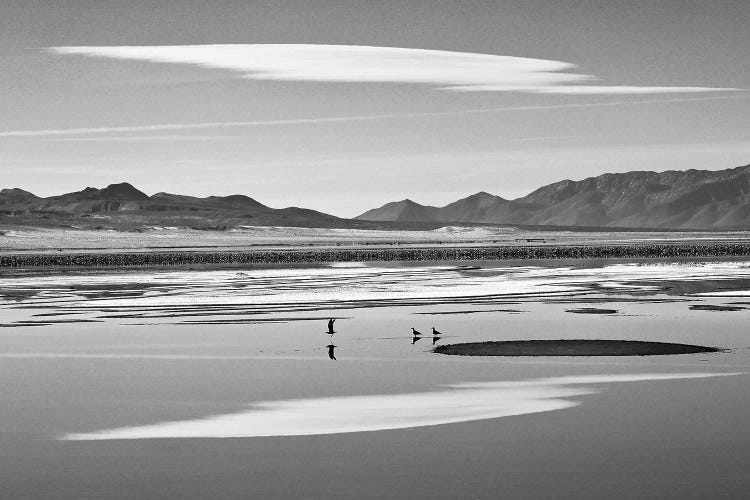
(0, 0), (748, 217)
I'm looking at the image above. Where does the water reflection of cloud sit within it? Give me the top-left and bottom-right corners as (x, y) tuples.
(62, 372), (740, 441)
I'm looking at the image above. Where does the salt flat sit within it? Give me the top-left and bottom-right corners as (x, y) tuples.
(3, 224), (750, 253)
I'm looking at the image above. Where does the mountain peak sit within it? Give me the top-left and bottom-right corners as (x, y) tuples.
(356, 198), (437, 222)
(402, 198), (422, 205)
(100, 182), (149, 200)
(206, 194), (268, 209)
(466, 191), (506, 202)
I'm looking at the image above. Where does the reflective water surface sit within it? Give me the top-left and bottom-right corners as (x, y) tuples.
(1, 259), (749, 498)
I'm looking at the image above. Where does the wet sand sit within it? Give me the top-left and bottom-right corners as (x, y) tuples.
(3, 225), (749, 253)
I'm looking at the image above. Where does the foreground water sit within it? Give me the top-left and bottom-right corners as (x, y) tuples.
(1, 259), (749, 498)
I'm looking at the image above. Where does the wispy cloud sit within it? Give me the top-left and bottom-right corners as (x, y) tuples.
(509, 135), (581, 143)
(51, 44), (740, 95)
(0, 95), (745, 138)
(41, 134), (242, 142)
(452, 85), (737, 94)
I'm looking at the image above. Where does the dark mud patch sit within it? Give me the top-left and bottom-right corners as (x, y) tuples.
(0, 319), (103, 327)
(31, 312), (89, 317)
(689, 304), (746, 312)
(32, 318), (103, 324)
(434, 339), (719, 357)
(413, 309), (526, 315)
(167, 317), (349, 325)
(0, 323), (51, 328)
(565, 307), (618, 314)
(545, 297), (691, 304)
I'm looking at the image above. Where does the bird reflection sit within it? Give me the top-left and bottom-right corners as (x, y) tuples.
(431, 327), (443, 345)
(411, 327), (423, 345)
(327, 344), (337, 360)
(327, 318), (336, 335)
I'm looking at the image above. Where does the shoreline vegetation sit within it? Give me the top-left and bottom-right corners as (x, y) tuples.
(434, 340), (721, 356)
(3, 242), (750, 268)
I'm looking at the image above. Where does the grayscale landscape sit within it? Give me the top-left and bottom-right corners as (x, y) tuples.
(1, 1), (749, 499)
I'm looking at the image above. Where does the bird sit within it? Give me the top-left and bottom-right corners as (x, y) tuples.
(327, 344), (337, 360)
(432, 327), (442, 336)
(327, 318), (336, 335)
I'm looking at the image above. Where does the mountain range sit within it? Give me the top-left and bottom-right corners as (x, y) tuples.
(2, 163), (750, 231)
(0, 182), (352, 230)
(357, 164), (750, 229)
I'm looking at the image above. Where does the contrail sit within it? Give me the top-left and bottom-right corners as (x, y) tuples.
(0, 94), (745, 138)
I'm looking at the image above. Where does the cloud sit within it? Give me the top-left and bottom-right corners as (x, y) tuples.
(452, 85), (739, 94)
(0, 95), (745, 138)
(42, 134), (242, 142)
(61, 372), (740, 440)
(50, 44), (740, 95)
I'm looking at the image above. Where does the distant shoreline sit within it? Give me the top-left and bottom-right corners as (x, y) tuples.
(3, 242), (750, 268)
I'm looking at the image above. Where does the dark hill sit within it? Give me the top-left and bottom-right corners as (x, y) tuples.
(356, 199), (441, 222)
(38, 183), (150, 213)
(0, 188), (40, 214)
(0, 188), (39, 204)
(438, 192), (507, 222)
(100, 182), (149, 201)
(148, 193), (268, 211)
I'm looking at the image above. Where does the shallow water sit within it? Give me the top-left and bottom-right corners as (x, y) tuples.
(1, 259), (749, 498)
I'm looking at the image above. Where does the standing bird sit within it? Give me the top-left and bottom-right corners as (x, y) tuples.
(327, 318), (336, 335)
(432, 327), (442, 336)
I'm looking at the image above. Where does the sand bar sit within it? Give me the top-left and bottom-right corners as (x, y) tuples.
(434, 340), (720, 356)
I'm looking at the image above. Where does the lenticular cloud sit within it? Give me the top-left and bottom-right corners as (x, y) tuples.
(50, 44), (738, 95)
